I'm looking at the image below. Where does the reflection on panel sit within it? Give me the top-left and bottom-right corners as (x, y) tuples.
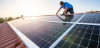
(24, 14), (83, 22)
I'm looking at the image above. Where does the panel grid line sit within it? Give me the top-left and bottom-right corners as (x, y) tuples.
(95, 14), (98, 23)
(77, 25), (90, 48)
(60, 24), (82, 48)
(95, 14), (99, 48)
(87, 26), (95, 48)
(39, 24), (63, 47)
(32, 23), (59, 47)
(49, 14), (86, 48)
(77, 13), (95, 48)
(68, 24), (85, 48)
(86, 13), (97, 48)
(97, 28), (100, 48)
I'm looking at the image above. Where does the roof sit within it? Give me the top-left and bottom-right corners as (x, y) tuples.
(0, 23), (27, 48)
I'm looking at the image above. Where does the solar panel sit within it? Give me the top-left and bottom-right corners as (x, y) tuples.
(55, 24), (100, 48)
(9, 20), (72, 48)
(79, 13), (100, 23)
(24, 14), (83, 22)
(8, 13), (100, 48)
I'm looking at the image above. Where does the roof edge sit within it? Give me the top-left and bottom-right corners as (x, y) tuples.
(7, 22), (40, 48)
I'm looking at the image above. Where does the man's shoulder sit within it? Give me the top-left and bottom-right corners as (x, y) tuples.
(64, 2), (68, 4)
(64, 2), (72, 6)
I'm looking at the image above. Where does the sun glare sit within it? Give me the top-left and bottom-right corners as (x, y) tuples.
(19, 0), (43, 16)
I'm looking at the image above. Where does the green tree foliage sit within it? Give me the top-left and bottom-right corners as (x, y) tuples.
(0, 18), (5, 23)
(16, 17), (21, 19)
(7, 17), (13, 21)
(0, 16), (22, 24)
(90, 11), (100, 12)
(4, 18), (8, 22)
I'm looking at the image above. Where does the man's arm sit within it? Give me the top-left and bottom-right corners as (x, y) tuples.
(63, 7), (68, 15)
(56, 8), (61, 15)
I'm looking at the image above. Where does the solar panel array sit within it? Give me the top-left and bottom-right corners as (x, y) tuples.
(9, 13), (100, 48)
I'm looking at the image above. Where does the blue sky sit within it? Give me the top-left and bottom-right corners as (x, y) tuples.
(0, 0), (100, 17)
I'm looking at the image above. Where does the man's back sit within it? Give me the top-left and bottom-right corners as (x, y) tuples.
(64, 2), (73, 9)
(60, 2), (73, 9)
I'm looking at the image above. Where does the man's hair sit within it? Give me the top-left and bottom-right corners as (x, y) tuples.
(60, 1), (64, 5)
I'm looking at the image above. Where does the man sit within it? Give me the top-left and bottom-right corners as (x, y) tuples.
(56, 1), (74, 15)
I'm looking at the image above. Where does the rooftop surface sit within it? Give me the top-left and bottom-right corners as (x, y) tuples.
(0, 23), (27, 48)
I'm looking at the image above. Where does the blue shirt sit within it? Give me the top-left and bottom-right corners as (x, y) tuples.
(60, 2), (73, 9)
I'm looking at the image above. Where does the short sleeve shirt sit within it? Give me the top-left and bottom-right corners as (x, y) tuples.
(60, 2), (73, 9)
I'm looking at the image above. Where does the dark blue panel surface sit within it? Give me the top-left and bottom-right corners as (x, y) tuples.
(55, 24), (100, 48)
(79, 13), (100, 23)
(10, 20), (72, 48)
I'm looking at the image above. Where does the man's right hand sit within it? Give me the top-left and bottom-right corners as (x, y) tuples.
(56, 8), (61, 15)
(61, 14), (64, 16)
(56, 13), (58, 15)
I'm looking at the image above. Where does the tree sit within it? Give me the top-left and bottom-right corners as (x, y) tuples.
(4, 18), (8, 22)
(7, 17), (13, 21)
(0, 18), (5, 23)
(16, 17), (21, 19)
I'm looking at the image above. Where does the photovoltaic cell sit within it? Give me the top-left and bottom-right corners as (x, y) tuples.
(79, 13), (100, 23)
(9, 20), (72, 48)
(55, 24), (100, 48)
(24, 14), (83, 22)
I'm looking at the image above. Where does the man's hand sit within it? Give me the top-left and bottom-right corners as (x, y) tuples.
(56, 13), (58, 15)
(56, 8), (61, 15)
(61, 14), (64, 16)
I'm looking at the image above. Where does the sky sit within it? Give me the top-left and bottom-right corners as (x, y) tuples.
(0, 0), (100, 17)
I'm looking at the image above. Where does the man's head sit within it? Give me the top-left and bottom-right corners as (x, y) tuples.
(60, 1), (64, 7)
